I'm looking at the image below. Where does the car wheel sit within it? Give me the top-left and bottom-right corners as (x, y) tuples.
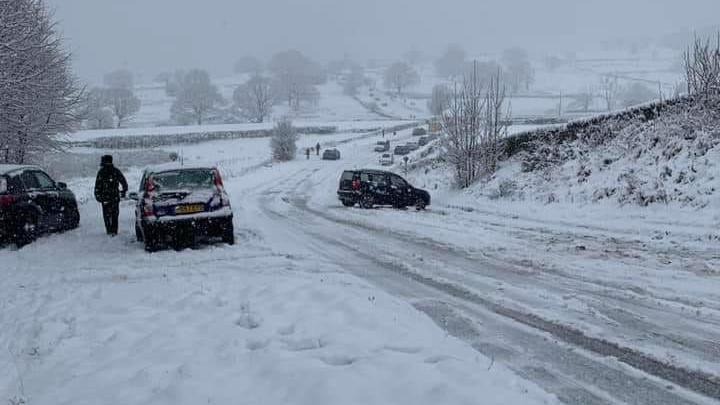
(135, 224), (144, 242)
(415, 198), (427, 211)
(341, 200), (355, 207)
(143, 228), (160, 252)
(359, 194), (374, 209)
(15, 213), (38, 248)
(221, 222), (235, 245)
(65, 208), (80, 231)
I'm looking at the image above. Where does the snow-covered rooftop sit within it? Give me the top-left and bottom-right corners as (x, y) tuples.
(0, 164), (39, 174)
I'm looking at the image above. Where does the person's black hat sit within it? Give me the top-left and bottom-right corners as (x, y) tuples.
(101, 155), (113, 165)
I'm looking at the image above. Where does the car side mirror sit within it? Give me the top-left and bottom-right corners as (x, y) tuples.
(57, 182), (67, 190)
(128, 192), (139, 201)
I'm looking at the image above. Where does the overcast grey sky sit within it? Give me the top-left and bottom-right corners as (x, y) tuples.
(48, 0), (720, 83)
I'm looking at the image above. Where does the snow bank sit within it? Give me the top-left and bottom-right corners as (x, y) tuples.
(482, 96), (720, 208)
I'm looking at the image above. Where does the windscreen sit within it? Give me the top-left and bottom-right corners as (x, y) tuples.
(152, 169), (214, 191)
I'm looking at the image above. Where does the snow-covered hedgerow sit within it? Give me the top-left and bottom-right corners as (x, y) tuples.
(479, 96), (720, 207)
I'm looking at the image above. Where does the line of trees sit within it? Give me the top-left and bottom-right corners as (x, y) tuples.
(231, 50), (327, 122)
(0, 0), (84, 164)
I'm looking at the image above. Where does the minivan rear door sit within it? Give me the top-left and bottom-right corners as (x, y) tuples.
(339, 170), (355, 191)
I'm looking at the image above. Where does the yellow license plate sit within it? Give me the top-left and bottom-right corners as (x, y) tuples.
(175, 204), (204, 214)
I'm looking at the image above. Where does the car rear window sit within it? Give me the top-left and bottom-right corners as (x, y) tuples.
(340, 171), (355, 181)
(152, 169), (214, 191)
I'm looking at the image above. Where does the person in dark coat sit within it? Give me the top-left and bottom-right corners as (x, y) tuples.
(315, 142), (321, 155)
(94, 155), (128, 236)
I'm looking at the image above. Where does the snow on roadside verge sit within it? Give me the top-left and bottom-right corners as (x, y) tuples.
(0, 203), (557, 405)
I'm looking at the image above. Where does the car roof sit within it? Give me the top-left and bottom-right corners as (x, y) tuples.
(0, 164), (41, 175)
(143, 163), (215, 175)
(347, 169), (394, 175)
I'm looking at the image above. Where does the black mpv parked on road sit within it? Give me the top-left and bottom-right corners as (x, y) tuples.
(337, 169), (430, 210)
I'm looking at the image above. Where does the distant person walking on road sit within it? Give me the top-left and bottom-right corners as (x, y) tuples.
(94, 155), (128, 236)
(316, 142), (321, 156)
(306, 148), (311, 160)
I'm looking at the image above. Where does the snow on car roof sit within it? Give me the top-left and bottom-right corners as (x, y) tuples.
(142, 162), (216, 174)
(0, 164), (40, 175)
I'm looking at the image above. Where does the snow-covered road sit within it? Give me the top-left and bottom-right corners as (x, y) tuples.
(1, 131), (557, 404)
(2, 127), (719, 404)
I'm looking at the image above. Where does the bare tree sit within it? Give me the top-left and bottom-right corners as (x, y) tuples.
(170, 69), (223, 125)
(683, 33), (720, 96)
(165, 69), (186, 97)
(383, 62), (419, 96)
(233, 74), (274, 122)
(599, 75), (620, 111)
(103, 69), (134, 90)
(427, 84), (451, 116)
(434, 44), (466, 78)
(442, 62), (509, 188)
(0, 0), (84, 164)
(268, 49), (325, 111)
(84, 88), (115, 129)
(502, 47), (534, 93)
(270, 118), (298, 161)
(104, 87), (141, 128)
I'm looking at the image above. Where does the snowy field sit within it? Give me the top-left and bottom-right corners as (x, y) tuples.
(3, 49), (718, 405)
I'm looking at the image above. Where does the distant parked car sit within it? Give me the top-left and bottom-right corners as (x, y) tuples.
(379, 153), (394, 166)
(412, 127), (427, 136)
(322, 148), (341, 160)
(337, 169), (430, 210)
(374, 141), (390, 152)
(418, 136), (429, 146)
(405, 142), (419, 151)
(130, 165), (234, 251)
(0, 164), (80, 247)
(393, 145), (410, 156)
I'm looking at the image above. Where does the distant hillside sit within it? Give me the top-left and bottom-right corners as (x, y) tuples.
(477, 96), (720, 208)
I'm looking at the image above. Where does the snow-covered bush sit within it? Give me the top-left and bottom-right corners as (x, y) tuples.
(270, 119), (298, 161)
(488, 96), (720, 207)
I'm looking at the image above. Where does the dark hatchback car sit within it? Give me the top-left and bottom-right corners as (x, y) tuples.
(337, 169), (430, 210)
(0, 164), (80, 247)
(322, 148), (341, 160)
(130, 165), (234, 251)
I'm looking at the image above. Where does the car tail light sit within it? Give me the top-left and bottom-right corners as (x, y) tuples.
(212, 169), (230, 208)
(145, 176), (155, 194)
(0, 194), (15, 207)
(213, 169), (224, 188)
(142, 176), (155, 217)
(352, 179), (360, 190)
